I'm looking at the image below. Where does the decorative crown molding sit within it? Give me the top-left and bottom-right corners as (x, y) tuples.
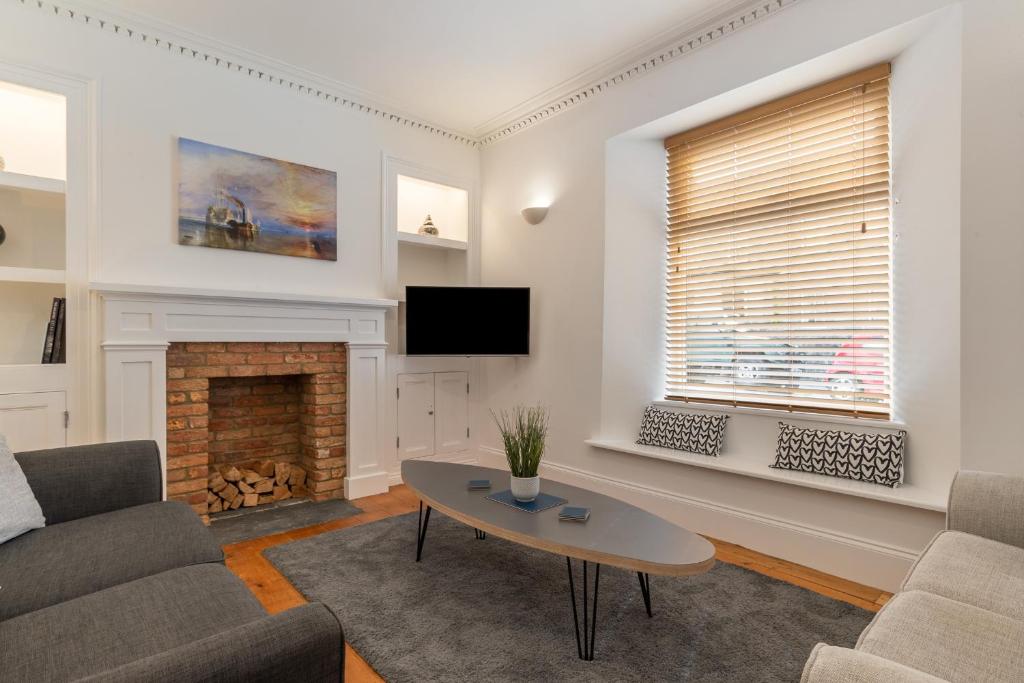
(14, 0), (801, 149)
(476, 0), (801, 146)
(13, 0), (481, 148)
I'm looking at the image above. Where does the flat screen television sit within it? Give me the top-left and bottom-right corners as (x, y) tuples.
(405, 286), (530, 356)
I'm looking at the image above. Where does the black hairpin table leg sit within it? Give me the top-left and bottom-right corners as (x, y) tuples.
(416, 501), (432, 562)
(474, 528), (487, 540)
(637, 572), (652, 617)
(566, 557), (601, 661)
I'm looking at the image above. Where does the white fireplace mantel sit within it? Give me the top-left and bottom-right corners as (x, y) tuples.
(93, 282), (398, 500)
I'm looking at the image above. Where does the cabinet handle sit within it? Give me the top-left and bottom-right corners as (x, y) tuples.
(428, 410), (434, 415)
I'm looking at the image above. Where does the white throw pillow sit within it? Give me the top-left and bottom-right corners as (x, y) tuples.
(0, 434), (46, 543)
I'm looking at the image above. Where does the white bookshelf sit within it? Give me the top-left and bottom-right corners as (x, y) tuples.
(0, 170), (65, 195)
(0, 266), (65, 284)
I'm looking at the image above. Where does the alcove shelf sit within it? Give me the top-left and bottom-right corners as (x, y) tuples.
(397, 231), (468, 251)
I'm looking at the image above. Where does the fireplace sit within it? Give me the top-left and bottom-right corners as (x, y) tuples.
(165, 341), (347, 518)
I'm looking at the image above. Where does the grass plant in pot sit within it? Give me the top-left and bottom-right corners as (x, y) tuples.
(492, 405), (549, 502)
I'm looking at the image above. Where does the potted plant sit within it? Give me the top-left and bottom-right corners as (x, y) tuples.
(492, 405), (549, 502)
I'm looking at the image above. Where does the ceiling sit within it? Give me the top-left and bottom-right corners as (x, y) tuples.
(93, 0), (740, 135)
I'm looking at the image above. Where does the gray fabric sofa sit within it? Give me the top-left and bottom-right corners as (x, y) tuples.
(802, 470), (1024, 683)
(0, 441), (345, 683)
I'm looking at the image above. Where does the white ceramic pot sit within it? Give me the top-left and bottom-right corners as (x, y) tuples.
(510, 475), (541, 503)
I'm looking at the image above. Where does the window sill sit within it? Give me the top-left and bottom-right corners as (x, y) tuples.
(653, 400), (907, 430)
(585, 438), (947, 512)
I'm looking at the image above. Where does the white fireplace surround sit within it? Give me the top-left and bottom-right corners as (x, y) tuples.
(94, 283), (397, 500)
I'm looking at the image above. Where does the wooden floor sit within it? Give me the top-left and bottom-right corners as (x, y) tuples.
(223, 484), (892, 683)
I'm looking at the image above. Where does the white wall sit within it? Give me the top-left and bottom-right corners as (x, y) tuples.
(960, 0), (1024, 476)
(479, 0), (968, 590)
(0, 1), (479, 301)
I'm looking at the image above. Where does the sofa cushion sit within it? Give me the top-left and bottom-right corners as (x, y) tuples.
(0, 564), (267, 682)
(0, 501), (223, 621)
(902, 530), (1024, 622)
(857, 590), (1024, 682)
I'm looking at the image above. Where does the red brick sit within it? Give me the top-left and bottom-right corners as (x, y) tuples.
(167, 403), (207, 417)
(228, 364), (267, 377)
(167, 479), (205, 496)
(168, 367), (185, 379)
(167, 453), (208, 469)
(168, 378), (210, 392)
(206, 352), (248, 365)
(266, 364), (303, 375)
(186, 365), (229, 378)
(246, 352), (285, 365)
(300, 343), (334, 352)
(226, 342), (266, 352)
(186, 342), (225, 353)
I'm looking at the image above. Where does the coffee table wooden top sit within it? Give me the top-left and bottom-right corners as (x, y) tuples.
(402, 461), (715, 577)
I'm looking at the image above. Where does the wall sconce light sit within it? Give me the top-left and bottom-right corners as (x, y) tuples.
(520, 206), (549, 225)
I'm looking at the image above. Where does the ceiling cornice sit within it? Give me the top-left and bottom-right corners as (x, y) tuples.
(13, 0), (481, 147)
(477, 0), (802, 146)
(14, 0), (801, 149)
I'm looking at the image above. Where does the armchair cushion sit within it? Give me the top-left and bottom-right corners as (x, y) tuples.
(857, 591), (1024, 683)
(947, 470), (1024, 548)
(801, 644), (947, 683)
(901, 530), (1024, 622)
(0, 501), (222, 621)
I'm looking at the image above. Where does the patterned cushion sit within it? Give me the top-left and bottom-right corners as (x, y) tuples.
(636, 406), (728, 456)
(771, 421), (905, 488)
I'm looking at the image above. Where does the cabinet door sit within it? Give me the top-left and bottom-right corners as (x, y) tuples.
(0, 391), (66, 452)
(434, 371), (469, 454)
(397, 373), (434, 460)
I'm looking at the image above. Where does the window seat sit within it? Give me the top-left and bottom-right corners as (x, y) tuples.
(585, 438), (947, 512)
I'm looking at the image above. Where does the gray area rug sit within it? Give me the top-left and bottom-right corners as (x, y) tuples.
(209, 498), (361, 546)
(264, 512), (871, 682)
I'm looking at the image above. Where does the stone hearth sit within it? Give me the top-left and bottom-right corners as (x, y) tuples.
(165, 341), (347, 517)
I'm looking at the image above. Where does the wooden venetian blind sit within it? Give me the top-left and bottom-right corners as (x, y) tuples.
(664, 64), (892, 418)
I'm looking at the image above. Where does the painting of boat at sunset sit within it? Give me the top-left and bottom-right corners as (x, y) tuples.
(177, 138), (337, 261)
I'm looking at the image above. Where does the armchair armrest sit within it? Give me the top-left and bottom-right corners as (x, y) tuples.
(79, 603), (344, 683)
(15, 440), (162, 525)
(946, 470), (1024, 548)
(802, 644), (947, 683)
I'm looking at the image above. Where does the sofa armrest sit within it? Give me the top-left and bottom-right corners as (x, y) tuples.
(802, 644), (948, 683)
(78, 603), (344, 683)
(946, 470), (1024, 548)
(15, 441), (162, 525)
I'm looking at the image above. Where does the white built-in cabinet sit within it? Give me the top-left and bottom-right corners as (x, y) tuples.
(0, 390), (66, 451)
(397, 371), (469, 460)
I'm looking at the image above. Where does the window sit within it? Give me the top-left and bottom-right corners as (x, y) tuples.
(664, 64), (892, 418)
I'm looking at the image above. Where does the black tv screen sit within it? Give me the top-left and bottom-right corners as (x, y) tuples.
(405, 286), (530, 356)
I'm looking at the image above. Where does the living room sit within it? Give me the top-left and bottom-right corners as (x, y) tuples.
(1, 0), (1021, 681)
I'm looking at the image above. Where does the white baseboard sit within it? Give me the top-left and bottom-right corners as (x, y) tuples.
(477, 446), (924, 591)
(388, 451), (480, 487)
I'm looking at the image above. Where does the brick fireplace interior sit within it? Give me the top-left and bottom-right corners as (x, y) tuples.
(165, 342), (347, 519)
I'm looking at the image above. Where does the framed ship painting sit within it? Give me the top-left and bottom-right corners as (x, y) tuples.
(177, 138), (337, 260)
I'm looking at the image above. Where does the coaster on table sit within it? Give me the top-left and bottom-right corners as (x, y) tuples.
(486, 489), (567, 513)
(467, 479), (491, 490)
(558, 506), (591, 522)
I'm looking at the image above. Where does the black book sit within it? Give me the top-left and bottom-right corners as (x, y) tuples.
(41, 297), (60, 364)
(52, 298), (66, 364)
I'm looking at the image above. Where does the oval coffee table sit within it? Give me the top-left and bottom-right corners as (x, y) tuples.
(402, 460), (715, 661)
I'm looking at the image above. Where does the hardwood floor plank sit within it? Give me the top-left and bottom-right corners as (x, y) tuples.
(223, 485), (891, 683)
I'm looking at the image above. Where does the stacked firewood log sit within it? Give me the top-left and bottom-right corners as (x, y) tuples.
(207, 460), (307, 513)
